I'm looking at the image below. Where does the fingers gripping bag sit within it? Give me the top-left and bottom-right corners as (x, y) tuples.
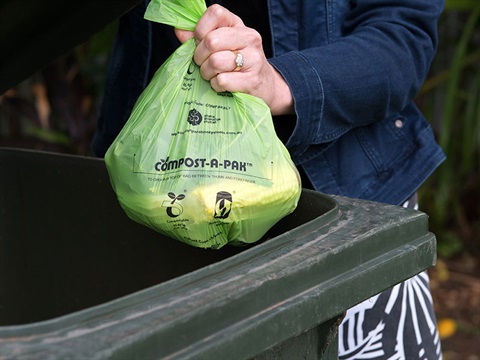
(104, 0), (302, 249)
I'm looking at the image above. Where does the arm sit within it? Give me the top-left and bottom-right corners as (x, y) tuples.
(269, 0), (445, 155)
(176, 0), (444, 156)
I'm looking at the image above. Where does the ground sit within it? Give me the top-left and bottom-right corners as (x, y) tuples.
(429, 255), (480, 360)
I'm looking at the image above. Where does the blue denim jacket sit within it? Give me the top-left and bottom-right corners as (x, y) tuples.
(93, 0), (446, 206)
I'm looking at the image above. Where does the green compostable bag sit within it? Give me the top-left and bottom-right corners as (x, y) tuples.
(105, 0), (301, 249)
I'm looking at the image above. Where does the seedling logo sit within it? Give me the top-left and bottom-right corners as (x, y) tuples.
(163, 192), (185, 218)
(187, 108), (202, 126)
(214, 191), (232, 219)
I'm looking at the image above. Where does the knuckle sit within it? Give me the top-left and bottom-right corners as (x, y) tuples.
(208, 53), (224, 70)
(199, 65), (212, 81)
(215, 73), (231, 90)
(203, 35), (220, 52)
(243, 28), (262, 46)
(249, 74), (262, 92)
(192, 53), (202, 67)
(210, 77), (224, 93)
(208, 4), (226, 19)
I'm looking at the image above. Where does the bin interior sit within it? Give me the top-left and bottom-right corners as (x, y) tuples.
(0, 148), (335, 326)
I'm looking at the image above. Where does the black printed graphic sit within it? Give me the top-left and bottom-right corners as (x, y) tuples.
(187, 58), (196, 75)
(187, 108), (202, 126)
(214, 191), (232, 219)
(164, 192), (185, 218)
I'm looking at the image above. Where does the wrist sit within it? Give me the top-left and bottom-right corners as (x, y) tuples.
(269, 68), (294, 116)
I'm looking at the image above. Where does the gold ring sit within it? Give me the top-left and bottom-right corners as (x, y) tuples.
(232, 50), (243, 72)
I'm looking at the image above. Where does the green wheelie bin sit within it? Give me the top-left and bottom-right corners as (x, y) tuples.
(0, 148), (437, 359)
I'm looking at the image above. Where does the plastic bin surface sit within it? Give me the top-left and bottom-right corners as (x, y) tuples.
(0, 148), (436, 359)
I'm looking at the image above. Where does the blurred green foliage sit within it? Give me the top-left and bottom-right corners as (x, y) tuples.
(417, 1), (480, 258)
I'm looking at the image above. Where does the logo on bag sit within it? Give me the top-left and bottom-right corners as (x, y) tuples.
(187, 59), (196, 75)
(187, 108), (202, 126)
(214, 191), (232, 219)
(163, 192), (185, 218)
(155, 157), (250, 172)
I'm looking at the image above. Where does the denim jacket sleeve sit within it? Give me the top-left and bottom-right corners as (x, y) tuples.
(268, 0), (445, 159)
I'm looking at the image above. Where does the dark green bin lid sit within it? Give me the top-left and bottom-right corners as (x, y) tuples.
(0, 148), (436, 359)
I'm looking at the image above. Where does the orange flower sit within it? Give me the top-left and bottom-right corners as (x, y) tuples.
(438, 318), (457, 339)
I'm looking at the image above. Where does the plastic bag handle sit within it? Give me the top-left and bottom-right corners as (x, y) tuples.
(144, 0), (207, 30)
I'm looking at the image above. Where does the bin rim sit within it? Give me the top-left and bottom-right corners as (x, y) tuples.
(0, 148), (340, 334)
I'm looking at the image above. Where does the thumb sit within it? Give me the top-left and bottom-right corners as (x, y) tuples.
(174, 28), (194, 43)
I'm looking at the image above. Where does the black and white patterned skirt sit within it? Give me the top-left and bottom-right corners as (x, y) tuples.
(338, 194), (443, 360)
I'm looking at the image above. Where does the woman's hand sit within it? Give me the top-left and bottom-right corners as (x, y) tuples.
(175, 4), (294, 115)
